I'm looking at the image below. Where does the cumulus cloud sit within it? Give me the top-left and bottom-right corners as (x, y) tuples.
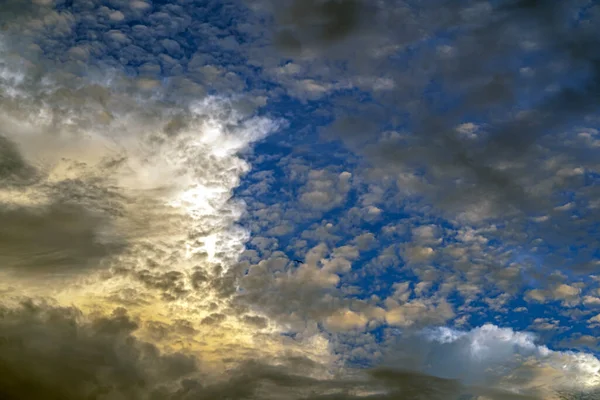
(0, 5), (305, 394)
(0, 299), (198, 400)
(0, 299), (539, 400)
(299, 169), (352, 211)
(525, 284), (582, 307)
(384, 324), (600, 399)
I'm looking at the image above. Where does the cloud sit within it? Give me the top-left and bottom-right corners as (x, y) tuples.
(0, 202), (125, 275)
(0, 0), (50, 28)
(324, 309), (368, 332)
(299, 169), (352, 211)
(4, 297), (597, 400)
(0, 298), (495, 400)
(385, 297), (455, 328)
(385, 324), (600, 398)
(253, 0), (374, 54)
(525, 284), (582, 307)
(0, 299), (198, 400)
(0, 135), (38, 187)
(254, 0), (600, 274)
(0, 16), (281, 288)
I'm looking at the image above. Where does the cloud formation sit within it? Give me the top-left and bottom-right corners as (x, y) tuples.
(255, 0), (600, 274)
(1, 1), (600, 399)
(5, 298), (573, 400)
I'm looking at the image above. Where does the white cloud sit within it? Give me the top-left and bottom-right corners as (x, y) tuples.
(415, 324), (600, 396)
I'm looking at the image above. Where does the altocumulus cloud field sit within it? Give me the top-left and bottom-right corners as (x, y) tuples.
(0, 1), (600, 399)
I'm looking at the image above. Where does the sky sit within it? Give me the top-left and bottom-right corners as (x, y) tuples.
(0, 0), (599, 399)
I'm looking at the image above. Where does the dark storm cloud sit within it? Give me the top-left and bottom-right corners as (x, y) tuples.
(0, 299), (543, 400)
(0, 136), (38, 187)
(0, 0), (49, 28)
(0, 202), (125, 274)
(269, 0), (374, 53)
(0, 136), (127, 275)
(0, 300), (196, 400)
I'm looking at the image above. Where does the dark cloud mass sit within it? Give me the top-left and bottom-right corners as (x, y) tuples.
(0, 136), (37, 187)
(0, 300), (491, 400)
(0, 300), (195, 400)
(0, 202), (124, 274)
(0, 300), (559, 400)
(0, 135), (127, 274)
(270, 0), (370, 52)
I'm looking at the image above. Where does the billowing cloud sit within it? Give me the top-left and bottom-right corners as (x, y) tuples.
(382, 324), (600, 399)
(3, 298), (560, 400)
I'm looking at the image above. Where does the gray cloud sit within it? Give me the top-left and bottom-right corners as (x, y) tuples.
(261, 1), (598, 205)
(268, 0), (373, 53)
(0, 136), (38, 187)
(0, 299), (515, 400)
(255, 0), (600, 275)
(0, 202), (125, 275)
(0, 300), (197, 400)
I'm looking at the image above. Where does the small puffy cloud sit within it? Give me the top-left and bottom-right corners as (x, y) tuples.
(525, 289), (548, 303)
(558, 334), (599, 351)
(528, 318), (561, 332)
(385, 298), (454, 328)
(583, 295), (600, 307)
(588, 314), (600, 326)
(299, 169), (352, 211)
(352, 232), (377, 250)
(411, 224), (442, 245)
(552, 284), (581, 306)
(324, 309), (368, 332)
(401, 245), (435, 264)
(525, 284), (581, 307)
(109, 10), (125, 22)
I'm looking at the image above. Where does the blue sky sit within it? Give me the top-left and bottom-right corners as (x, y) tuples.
(0, 0), (599, 399)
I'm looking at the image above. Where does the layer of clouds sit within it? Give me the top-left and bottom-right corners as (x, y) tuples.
(254, 0), (600, 275)
(4, 298), (587, 400)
